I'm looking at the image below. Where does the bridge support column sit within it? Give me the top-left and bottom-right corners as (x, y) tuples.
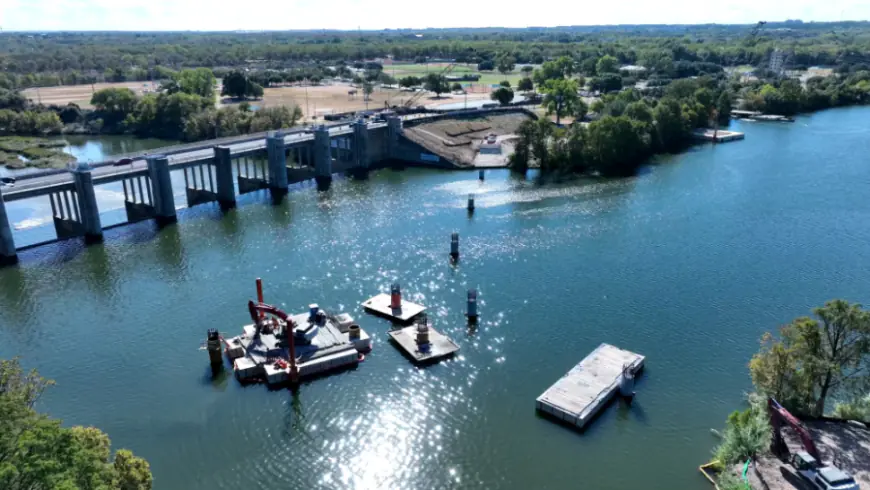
(146, 155), (176, 225)
(387, 115), (402, 160)
(214, 146), (236, 209)
(314, 126), (332, 189)
(352, 118), (370, 179)
(72, 163), (103, 244)
(266, 132), (288, 196)
(0, 195), (17, 266)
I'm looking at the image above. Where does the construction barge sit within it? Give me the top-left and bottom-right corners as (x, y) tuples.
(206, 279), (371, 386)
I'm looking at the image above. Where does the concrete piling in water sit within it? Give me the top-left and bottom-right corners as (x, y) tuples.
(352, 118), (370, 178)
(0, 194), (17, 266)
(467, 194), (475, 213)
(146, 155), (177, 225)
(619, 364), (636, 403)
(390, 283), (402, 309)
(466, 289), (478, 323)
(213, 146), (236, 209)
(207, 328), (223, 367)
(71, 162), (103, 244)
(266, 132), (289, 196)
(450, 232), (459, 260)
(314, 125), (332, 189)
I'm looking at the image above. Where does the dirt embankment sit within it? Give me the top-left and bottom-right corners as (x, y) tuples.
(745, 420), (870, 490)
(402, 113), (531, 167)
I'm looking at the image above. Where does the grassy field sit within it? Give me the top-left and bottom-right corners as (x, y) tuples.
(21, 81), (161, 108)
(387, 63), (528, 88)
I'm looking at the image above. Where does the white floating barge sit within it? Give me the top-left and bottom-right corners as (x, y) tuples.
(536, 343), (645, 430)
(388, 323), (459, 364)
(362, 284), (426, 323)
(692, 129), (745, 143)
(224, 308), (371, 386)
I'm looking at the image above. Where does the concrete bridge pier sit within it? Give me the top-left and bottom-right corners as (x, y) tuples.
(214, 146), (236, 209)
(387, 115), (402, 160)
(266, 132), (289, 198)
(351, 118), (370, 179)
(71, 164), (103, 244)
(146, 155), (177, 225)
(0, 195), (17, 266)
(314, 126), (332, 190)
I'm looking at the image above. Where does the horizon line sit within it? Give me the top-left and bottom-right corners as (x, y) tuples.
(2, 19), (870, 34)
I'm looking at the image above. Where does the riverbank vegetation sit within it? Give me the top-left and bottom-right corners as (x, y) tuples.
(511, 74), (724, 176)
(0, 358), (152, 489)
(0, 67), (302, 145)
(0, 136), (75, 169)
(705, 300), (870, 484)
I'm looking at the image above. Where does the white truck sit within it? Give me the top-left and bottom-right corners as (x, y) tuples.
(791, 451), (860, 490)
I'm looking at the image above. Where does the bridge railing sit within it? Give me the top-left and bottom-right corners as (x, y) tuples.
(15, 119), (359, 182)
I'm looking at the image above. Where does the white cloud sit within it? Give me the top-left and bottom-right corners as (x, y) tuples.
(2, 0), (869, 31)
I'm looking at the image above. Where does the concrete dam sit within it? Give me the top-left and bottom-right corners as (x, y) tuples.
(0, 109), (531, 265)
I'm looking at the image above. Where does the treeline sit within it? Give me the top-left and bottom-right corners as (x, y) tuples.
(0, 68), (303, 142)
(89, 87), (302, 141)
(738, 71), (870, 115)
(2, 23), (870, 86)
(512, 74), (731, 177)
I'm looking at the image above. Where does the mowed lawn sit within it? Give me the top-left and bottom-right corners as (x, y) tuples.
(387, 63), (529, 88)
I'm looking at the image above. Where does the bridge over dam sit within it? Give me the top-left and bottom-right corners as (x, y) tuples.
(0, 108), (532, 265)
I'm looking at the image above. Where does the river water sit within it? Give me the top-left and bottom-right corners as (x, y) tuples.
(2, 107), (870, 490)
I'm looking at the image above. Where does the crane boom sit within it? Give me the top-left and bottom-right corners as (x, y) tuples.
(247, 300), (299, 382)
(768, 397), (821, 461)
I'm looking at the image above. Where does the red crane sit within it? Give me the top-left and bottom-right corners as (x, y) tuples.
(247, 300), (299, 383)
(768, 397), (821, 462)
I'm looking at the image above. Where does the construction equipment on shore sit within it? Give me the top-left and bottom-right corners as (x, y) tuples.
(768, 398), (860, 490)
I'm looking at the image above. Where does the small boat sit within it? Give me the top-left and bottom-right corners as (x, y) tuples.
(0, 177), (16, 184)
(113, 158), (134, 166)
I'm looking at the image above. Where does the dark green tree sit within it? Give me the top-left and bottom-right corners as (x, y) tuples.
(652, 98), (688, 152)
(517, 78), (534, 92)
(596, 55), (620, 74)
(0, 358), (153, 490)
(423, 73), (450, 98)
(491, 87), (514, 105)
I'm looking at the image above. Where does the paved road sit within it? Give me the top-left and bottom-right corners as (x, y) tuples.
(0, 123), (376, 201)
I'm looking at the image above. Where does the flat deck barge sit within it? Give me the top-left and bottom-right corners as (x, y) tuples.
(388, 323), (459, 364)
(536, 343), (644, 430)
(224, 308), (370, 385)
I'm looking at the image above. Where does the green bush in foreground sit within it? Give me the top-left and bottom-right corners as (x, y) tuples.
(712, 395), (772, 465)
(0, 358), (153, 490)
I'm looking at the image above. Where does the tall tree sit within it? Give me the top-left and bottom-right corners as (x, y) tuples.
(541, 78), (579, 125)
(750, 300), (870, 416)
(491, 87), (514, 105)
(423, 73), (450, 98)
(497, 55), (516, 80)
(221, 71), (262, 100)
(0, 358), (152, 490)
(517, 78), (534, 92)
(173, 68), (216, 98)
(717, 91), (733, 124)
(596, 55), (620, 74)
(652, 97), (688, 152)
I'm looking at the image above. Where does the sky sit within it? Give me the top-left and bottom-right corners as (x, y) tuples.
(1, 0), (869, 31)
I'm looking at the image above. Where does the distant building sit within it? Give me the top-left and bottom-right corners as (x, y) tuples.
(620, 65), (647, 73)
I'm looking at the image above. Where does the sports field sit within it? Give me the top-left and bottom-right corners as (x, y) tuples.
(385, 62), (528, 88)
